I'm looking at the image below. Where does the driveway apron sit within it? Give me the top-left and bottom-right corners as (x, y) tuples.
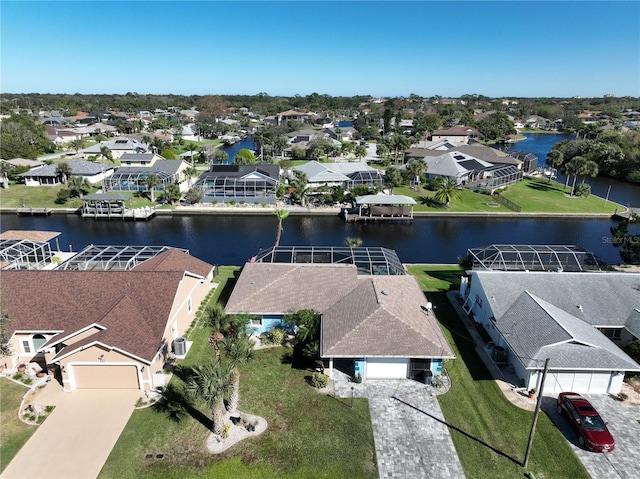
(1, 389), (139, 479)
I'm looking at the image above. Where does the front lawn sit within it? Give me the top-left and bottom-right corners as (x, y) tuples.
(0, 379), (38, 474)
(394, 186), (513, 213)
(406, 265), (589, 479)
(98, 269), (377, 479)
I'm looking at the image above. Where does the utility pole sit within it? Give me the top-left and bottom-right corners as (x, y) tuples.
(523, 358), (550, 468)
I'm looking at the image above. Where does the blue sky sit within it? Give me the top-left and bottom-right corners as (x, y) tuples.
(1, 1), (639, 97)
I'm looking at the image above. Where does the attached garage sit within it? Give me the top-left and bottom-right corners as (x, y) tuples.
(365, 358), (408, 379)
(544, 371), (612, 395)
(71, 364), (140, 390)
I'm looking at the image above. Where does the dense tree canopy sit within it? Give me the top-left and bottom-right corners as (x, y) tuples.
(0, 113), (55, 159)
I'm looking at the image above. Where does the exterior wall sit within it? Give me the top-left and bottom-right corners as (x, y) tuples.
(431, 134), (470, 144)
(24, 177), (59, 187)
(61, 327), (104, 346)
(9, 332), (59, 368)
(365, 357), (408, 379)
(250, 315), (286, 336)
(80, 170), (114, 185)
(430, 359), (443, 376)
(162, 274), (213, 347)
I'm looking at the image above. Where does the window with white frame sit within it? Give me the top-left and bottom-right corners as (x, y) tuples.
(250, 317), (263, 327)
(22, 340), (31, 353)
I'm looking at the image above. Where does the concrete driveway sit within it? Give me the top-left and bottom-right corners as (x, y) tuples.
(543, 394), (640, 479)
(1, 384), (139, 479)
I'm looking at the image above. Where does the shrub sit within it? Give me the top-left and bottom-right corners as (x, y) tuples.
(624, 340), (640, 364)
(267, 327), (286, 345)
(55, 188), (70, 204)
(310, 372), (329, 389)
(221, 423), (231, 439)
(354, 373), (362, 384)
(574, 183), (591, 197)
(617, 392), (628, 401)
(12, 372), (23, 380)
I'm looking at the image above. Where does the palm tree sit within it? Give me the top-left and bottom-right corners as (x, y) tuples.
(273, 209), (289, 246)
(214, 149), (229, 165)
(432, 176), (461, 207)
(185, 359), (234, 436)
(345, 237), (362, 247)
(566, 156), (587, 195)
(546, 150), (563, 183)
(55, 162), (72, 184)
(274, 135), (289, 161)
(68, 138), (85, 154)
(143, 173), (161, 202)
(186, 143), (199, 164)
(580, 160), (599, 185)
(99, 146), (113, 163)
(354, 144), (367, 161)
(221, 334), (255, 413)
(184, 165), (199, 188)
(405, 159), (425, 187)
(389, 133), (410, 165)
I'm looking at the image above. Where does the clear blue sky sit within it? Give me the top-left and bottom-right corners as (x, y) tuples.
(1, 1), (639, 98)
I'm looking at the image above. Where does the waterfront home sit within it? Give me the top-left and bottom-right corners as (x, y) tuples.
(104, 154), (191, 193)
(18, 160), (114, 186)
(1, 248), (215, 392)
(83, 138), (147, 159)
(462, 268), (640, 395)
(225, 246), (455, 382)
(430, 125), (480, 143)
(194, 163), (280, 204)
(291, 161), (384, 192)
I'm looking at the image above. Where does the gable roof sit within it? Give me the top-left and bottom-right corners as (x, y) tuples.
(470, 271), (640, 336)
(424, 151), (492, 177)
(1, 270), (189, 362)
(205, 163), (279, 180)
(132, 247), (213, 277)
(497, 292), (640, 371)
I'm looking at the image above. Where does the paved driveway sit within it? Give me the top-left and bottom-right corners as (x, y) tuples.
(543, 394), (640, 479)
(1, 386), (139, 479)
(335, 375), (465, 479)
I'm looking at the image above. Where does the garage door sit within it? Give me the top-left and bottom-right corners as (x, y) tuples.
(545, 371), (611, 394)
(366, 358), (408, 379)
(72, 365), (140, 389)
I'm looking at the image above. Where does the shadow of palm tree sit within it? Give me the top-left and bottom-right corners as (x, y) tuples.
(392, 396), (522, 466)
(418, 196), (446, 208)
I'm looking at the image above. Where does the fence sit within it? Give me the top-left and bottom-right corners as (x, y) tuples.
(493, 193), (521, 212)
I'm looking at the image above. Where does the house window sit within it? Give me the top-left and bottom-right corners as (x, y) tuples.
(250, 317), (263, 327)
(476, 297), (483, 307)
(599, 328), (622, 340)
(22, 341), (31, 353)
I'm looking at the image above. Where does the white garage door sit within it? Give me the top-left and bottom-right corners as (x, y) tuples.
(365, 358), (408, 379)
(72, 365), (140, 389)
(545, 371), (611, 394)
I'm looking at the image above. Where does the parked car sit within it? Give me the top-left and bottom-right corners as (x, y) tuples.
(556, 392), (615, 452)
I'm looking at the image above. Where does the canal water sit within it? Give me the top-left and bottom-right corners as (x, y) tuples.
(2, 133), (637, 267)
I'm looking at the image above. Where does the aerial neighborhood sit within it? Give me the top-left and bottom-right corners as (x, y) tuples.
(1, 92), (640, 479)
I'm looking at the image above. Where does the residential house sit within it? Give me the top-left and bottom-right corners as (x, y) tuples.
(83, 138), (147, 159)
(291, 161), (384, 192)
(225, 246), (455, 382)
(1, 248), (215, 392)
(463, 269), (640, 395)
(105, 154), (190, 193)
(430, 126), (480, 143)
(276, 110), (318, 126)
(194, 163), (280, 204)
(18, 160), (114, 186)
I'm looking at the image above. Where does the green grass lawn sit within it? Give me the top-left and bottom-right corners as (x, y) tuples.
(405, 265), (589, 479)
(394, 176), (621, 214)
(98, 269), (377, 479)
(0, 379), (38, 474)
(501, 177), (621, 213)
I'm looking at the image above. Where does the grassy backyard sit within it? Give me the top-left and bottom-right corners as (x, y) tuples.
(0, 379), (38, 474)
(395, 177), (621, 214)
(406, 265), (589, 479)
(98, 266), (377, 479)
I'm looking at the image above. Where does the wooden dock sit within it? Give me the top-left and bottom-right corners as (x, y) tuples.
(343, 213), (413, 224)
(16, 208), (52, 216)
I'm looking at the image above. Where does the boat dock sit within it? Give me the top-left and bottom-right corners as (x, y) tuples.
(81, 206), (156, 221)
(16, 208), (52, 216)
(343, 213), (413, 224)
(612, 207), (639, 222)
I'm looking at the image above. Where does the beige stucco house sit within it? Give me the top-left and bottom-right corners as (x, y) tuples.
(1, 248), (215, 391)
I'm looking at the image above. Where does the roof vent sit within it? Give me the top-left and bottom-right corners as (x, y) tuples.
(577, 305), (583, 311)
(380, 290), (389, 296)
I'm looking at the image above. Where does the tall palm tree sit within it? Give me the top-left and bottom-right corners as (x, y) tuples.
(433, 176), (461, 207)
(186, 143), (199, 164)
(566, 156), (587, 195)
(184, 165), (199, 188)
(55, 162), (72, 184)
(273, 209), (289, 246)
(206, 302), (229, 363)
(143, 173), (161, 202)
(222, 334), (255, 413)
(580, 160), (599, 185)
(546, 149), (563, 183)
(185, 359), (233, 436)
(99, 146), (113, 163)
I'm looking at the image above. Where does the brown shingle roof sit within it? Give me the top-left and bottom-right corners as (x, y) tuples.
(1, 270), (187, 362)
(227, 263), (454, 359)
(0, 230), (61, 242)
(132, 248), (213, 277)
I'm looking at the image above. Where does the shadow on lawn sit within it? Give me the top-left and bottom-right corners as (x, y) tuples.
(152, 369), (213, 431)
(418, 196), (446, 208)
(526, 181), (560, 192)
(392, 396), (522, 466)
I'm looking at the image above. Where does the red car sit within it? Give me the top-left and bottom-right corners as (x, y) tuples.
(556, 392), (615, 452)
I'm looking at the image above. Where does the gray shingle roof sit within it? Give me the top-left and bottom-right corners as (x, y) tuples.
(497, 292), (640, 371)
(471, 271), (640, 331)
(19, 160), (107, 178)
